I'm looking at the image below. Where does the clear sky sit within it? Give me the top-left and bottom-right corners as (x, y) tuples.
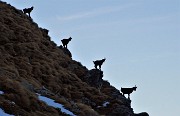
(4, 0), (180, 116)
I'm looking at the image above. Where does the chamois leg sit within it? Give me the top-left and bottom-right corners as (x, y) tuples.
(128, 94), (130, 99)
(28, 13), (30, 17)
(99, 65), (102, 70)
(94, 64), (97, 69)
(62, 44), (65, 48)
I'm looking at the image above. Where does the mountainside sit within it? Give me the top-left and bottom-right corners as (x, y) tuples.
(0, 1), (148, 116)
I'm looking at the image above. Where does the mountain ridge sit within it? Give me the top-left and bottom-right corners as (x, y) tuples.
(0, 1), (148, 116)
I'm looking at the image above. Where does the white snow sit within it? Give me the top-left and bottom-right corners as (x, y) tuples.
(38, 95), (76, 116)
(0, 90), (4, 94)
(97, 101), (110, 108)
(11, 102), (15, 105)
(103, 101), (110, 107)
(0, 108), (14, 116)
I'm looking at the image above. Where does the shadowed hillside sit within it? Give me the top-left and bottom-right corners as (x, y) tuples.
(0, 1), (148, 116)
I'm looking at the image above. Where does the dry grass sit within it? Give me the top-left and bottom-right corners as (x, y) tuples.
(0, 1), (136, 116)
(76, 103), (99, 116)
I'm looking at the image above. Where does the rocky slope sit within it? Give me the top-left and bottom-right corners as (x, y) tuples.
(0, 1), (148, 116)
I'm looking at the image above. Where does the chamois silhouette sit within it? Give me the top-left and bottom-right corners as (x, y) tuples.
(93, 58), (106, 70)
(121, 85), (137, 99)
(23, 6), (34, 18)
(61, 37), (72, 48)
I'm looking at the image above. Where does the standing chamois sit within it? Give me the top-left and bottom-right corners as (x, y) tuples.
(93, 58), (106, 70)
(61, 37), (72, 48)
(121, 85), (137, 99)
(23, 6), (34, 18)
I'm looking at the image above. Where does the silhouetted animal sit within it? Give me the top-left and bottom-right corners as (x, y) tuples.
(93, 58), (106, 70)
(121, 85), (137, 99)
(23, 6), (34, 17)
(61, 37), (72, 48)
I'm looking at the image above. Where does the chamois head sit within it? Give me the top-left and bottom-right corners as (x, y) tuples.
(69, 37), (72, 41)
(102, 58), (106, 62)
(133, 85), (137, 91)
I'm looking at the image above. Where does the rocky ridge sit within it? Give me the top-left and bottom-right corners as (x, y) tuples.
(0, 1), (148, 116)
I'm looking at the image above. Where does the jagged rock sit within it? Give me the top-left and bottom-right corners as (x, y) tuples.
(69, 101), (80, 113)
(84, 69), (103, 89)
(58, 45), (72, 58)
(35, 86), (55, 96)
(21, 80), (35, 92)
(107, 105), (134, 116)
(81, 97), (96, 107)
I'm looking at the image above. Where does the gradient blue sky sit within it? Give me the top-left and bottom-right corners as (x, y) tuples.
(4, 0), (180, 116)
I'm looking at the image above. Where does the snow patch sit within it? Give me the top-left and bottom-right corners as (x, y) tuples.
(38, 94), (76, 116)
(97, 101), (110, 108)
(0, 90), (4, 95)
(0, 108), (14, 116)
(103, 101), (110, 107)
(11, 102), (15, 105)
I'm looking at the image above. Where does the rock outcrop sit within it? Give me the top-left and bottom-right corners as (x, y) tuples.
(83, 69), (103, 89)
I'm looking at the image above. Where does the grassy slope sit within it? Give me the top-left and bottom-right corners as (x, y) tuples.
(0, 1), (134, 116)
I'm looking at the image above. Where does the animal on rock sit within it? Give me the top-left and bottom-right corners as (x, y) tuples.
(93, 58), (106, 70)
(61, 37), (72, 48)
(121, 85), (137, 99)
(23, 6), (34, 17)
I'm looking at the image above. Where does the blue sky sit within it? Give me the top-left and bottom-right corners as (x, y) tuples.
(4, 0), (180, 116)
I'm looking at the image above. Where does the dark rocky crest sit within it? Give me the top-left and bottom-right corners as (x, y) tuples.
(58, 45), (72, 58)
(84, 69), (103, 89)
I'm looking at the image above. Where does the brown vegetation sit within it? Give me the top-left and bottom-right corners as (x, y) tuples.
(0, 1), (148, 116)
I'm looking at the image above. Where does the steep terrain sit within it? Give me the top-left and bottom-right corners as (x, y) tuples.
(0, 1), (148, 116)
